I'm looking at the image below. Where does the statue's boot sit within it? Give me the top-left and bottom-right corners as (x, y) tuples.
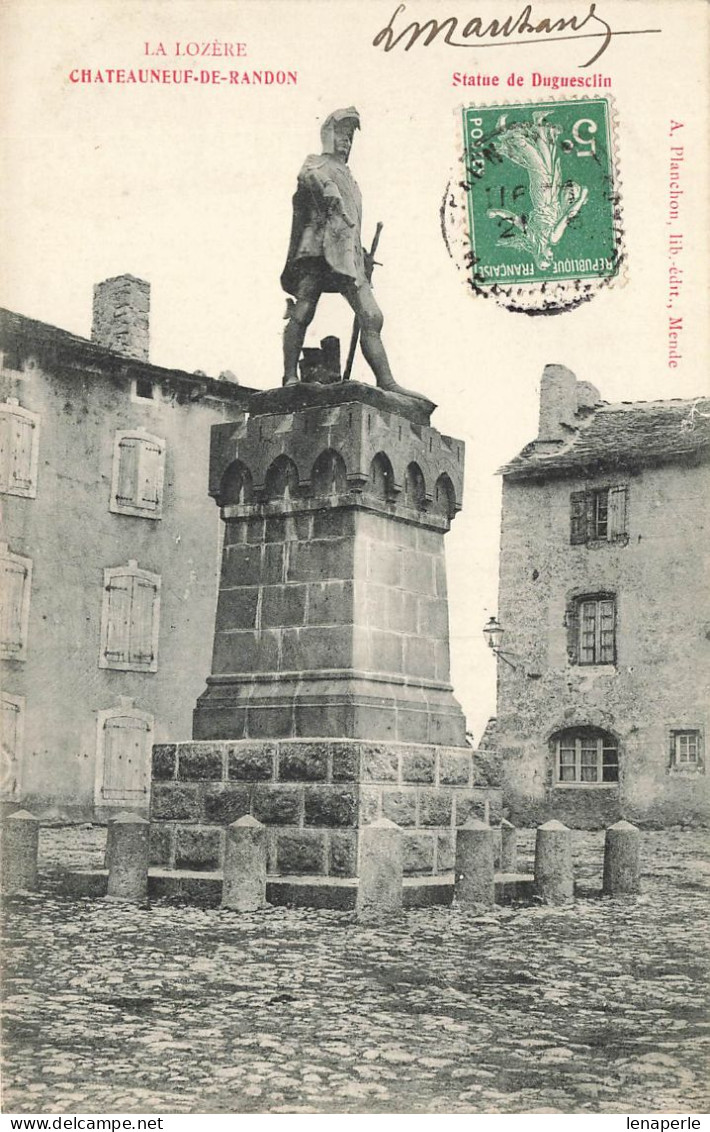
(376, 375), (433, 404)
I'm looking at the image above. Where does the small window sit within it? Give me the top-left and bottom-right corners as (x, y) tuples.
(669, 730), (704, 771)
(567, 593), (616, 666)
(99, 561), (160, 672)
(1, 691), (24, 799)
(553, 728), (619, 785)
(0, 545), (32, 661)
(570, 486), (627, 545)
(95, 701), (153, 806)
(0, 400), (40, 498)
(132, 376), (155, 401)
(110, 431), (165, 519)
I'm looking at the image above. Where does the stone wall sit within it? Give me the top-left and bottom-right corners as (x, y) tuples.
(0, 308), (252, 818)
(150, 738), (500, 876)
(496, 461), (710, 827)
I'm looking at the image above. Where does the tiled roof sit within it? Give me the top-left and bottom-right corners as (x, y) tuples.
(0, 307), (256, 403)
(500, 398), (710, 479)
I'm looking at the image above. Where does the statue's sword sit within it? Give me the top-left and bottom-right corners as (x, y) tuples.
(343, 221), (383, 382)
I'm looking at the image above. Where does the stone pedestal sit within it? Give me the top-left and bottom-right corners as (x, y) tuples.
(603, 819), (641, 895)
(455, 818), (495, 906)
(151, 382), (490, 905)
(1, 810), (39, 893)
(105, 812), (149, 903)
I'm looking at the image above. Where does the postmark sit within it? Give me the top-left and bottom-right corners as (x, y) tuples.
(442, 98), (625, 314)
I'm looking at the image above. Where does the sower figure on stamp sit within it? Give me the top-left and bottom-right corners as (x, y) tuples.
(281, 107), (406, 394)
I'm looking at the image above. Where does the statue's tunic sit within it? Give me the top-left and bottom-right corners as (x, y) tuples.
(281, 153), (367, 295)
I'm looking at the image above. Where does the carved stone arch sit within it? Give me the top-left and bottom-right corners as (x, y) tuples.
(404, 461), (427, 510)
(219, 459), (254, 506)
(369, 452), (396, 500)
(264, 454), (300, 502)
(432, 473), (457, 520)
(311, 448), (348, 498)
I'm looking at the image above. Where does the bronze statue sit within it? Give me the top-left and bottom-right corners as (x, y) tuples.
(281, 107), (402, 393)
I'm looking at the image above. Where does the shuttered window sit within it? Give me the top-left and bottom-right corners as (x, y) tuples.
(570, 486), (628, 545)
(0, 692), (24, 798)
(100, 562), (160, 671)
(0, 546), (32, 661)
(110, 431), (165, 518)
(0, 401), (40, 498)
(94, 703), (153, 806)
(101, 715), (151, 799)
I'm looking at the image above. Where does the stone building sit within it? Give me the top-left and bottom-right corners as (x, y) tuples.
(0, 276), (253, 819)
(494, 364), (710, 827)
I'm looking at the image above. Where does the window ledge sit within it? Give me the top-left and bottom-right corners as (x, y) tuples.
(582, 536), (629, 550)
(98, 661), (158, 674)
(667, 767), (705, 776)
(568, 665), (618, 676)
(109, 503), (162, 520)
(553, 783), (619, 790)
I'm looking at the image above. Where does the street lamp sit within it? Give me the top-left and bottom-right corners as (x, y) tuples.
(483, 616), (518, 669)
(483, 616), (504, 652)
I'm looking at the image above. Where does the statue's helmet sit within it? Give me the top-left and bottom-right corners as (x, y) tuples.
(320, 107), (361, 154)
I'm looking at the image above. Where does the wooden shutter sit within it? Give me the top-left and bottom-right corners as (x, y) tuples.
(116, 437), (140, 505)
(565, 601), (580, 663)
(0, 409), (36, 495)
(607, 486), (627, 540)
(137, 440), (162, 509)
(104, 574), (132, 663)
(569, 491), (587, 544)
(128, 576), (158, 665)
(102, 715), (150, 799)
(11, 416), (35, 493)
(0, 695), (21, 798)
(0, 412), (11, 492)
(1, 696), (20, 758)
(1, 558), (28, 656)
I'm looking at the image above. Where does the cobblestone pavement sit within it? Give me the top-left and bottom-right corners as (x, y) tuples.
(1, 828), (708, 1114)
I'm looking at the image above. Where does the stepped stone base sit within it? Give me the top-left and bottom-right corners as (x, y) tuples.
(150, 738), (501, 884)
(60, 869), (533, 908)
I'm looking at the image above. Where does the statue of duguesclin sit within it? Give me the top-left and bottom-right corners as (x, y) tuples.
(281, 107), (409, 395)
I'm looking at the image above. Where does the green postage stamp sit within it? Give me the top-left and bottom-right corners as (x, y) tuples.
(444, 98), (624, 314)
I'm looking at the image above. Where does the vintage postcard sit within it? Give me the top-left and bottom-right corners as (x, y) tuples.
(1, 0), (708, 1121)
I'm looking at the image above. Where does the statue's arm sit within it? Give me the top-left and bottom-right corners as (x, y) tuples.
(299, 158), (355, 227)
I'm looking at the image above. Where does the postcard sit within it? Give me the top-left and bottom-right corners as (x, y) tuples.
(1, 0), (708, 1119)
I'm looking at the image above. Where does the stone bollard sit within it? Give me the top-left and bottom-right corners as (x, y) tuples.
(105, 812), (149, 903)
(222, 815), (267, 911)
(500, 818), (518, 873)
(603, 819), (641, 895)
(356, 818), (403, 922)
(1, 810), (40, 893)
(534, 819), (574, 905)
(455, 818), (495, 907)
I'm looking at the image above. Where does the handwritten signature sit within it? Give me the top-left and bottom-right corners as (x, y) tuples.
(372, 3), (661, 68)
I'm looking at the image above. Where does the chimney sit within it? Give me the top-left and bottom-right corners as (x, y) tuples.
(91, 275), (150, 361)
(537, 364), (578, 442)
(576, 380), (601, 412)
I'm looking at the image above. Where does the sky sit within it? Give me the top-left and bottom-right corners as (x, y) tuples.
(1, 0), (708, 738)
